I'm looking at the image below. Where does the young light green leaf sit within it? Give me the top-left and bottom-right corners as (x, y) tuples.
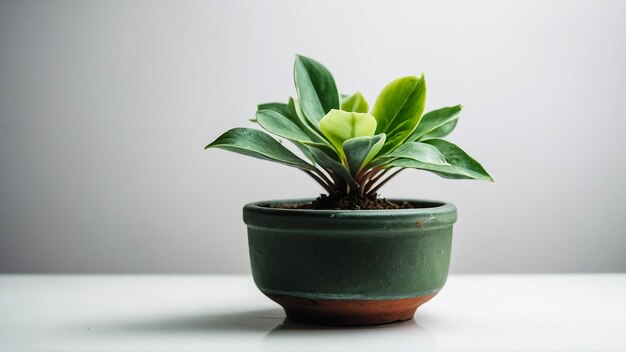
(408, 105), (463, 141)
(256, 110), (313, 143)
(341, 92), (369, 113)
(342, 133), (386, 175)
(371, 75), (426, 153)
(205, 127), (316, 171)
(310, 148), (358, 190)
(319, 109), (377, 158)
(294, 55), (340, 126)
(383, 142), (448, 165)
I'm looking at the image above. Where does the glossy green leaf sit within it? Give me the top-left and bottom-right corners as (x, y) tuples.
(409, 105), (462, 141)
(341, 92), (369, 113)
(309, 142), (342, 162)
(256, 108), (325, 163)
(318, 109), (377, 158)
(424, 119), (458, 140)
(285, 97), (342, 162)
(386, 139), (492, 181)
(371, 75), (426, 153)
(294, 55), (340, 126)
(288, 97), (327, 141)
(342, 134), (386, 175)
(423, 139), (492, 181)
(311, 148), (358, 190)
(257, 102), (293, 119)
(205, 128), (316, 171)
(256, 110), (313, 143)
(293, 141), (316, 164)
(383, 142), (448, 165)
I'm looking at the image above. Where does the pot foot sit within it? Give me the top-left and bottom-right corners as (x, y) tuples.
(265, 293), (437, 326)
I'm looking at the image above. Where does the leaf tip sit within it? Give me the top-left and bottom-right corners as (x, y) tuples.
(294, 53), (311, 64)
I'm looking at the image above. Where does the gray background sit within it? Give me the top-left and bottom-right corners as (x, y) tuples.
(1, 0), (625, 274)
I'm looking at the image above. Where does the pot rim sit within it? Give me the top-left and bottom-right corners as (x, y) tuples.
(244, 198), (456, 214)
(244, 198), (456, 221)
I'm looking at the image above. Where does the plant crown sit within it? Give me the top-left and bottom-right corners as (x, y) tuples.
(206, 55), (492, 196)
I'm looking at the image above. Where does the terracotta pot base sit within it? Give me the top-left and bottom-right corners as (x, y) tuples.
(266, 293), (437, 326)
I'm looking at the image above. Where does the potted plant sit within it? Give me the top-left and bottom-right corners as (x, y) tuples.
(205, 55), (492, 326)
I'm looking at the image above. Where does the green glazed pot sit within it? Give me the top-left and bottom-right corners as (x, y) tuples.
(243, 199), (457, 326)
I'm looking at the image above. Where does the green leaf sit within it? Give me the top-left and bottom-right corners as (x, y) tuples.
(342, 133), (386, 175)
(318, 109), (377, 158)
(205, 127), (316, 171)
(255, 108), (328, 164)
(256, 110), (313, 143)
(383, 142), (448, 165)
(257, 102), (293, 119)
(294, 55), (340, 127)
(284, 97), (324, 141)
(341, 92), (369, 113)
(409, 105), (463, 141)
(255, 109), (329, 157)
(424, 119), (458, 140)
(386, 139), (493, 181)
(310, 148), (358, 190)
(287, 97), (344, 162)
(293, 141), (317, 164)
(423, 139), (492, 181)
(371, 75), (427, 153)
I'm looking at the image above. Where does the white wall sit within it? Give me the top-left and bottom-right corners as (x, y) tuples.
(1, 0), (625, 273)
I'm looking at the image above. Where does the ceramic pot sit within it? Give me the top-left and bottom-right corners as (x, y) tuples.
(243, 199), (456, 326)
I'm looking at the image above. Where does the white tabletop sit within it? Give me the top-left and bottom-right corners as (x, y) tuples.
(1, 274), (625, 351)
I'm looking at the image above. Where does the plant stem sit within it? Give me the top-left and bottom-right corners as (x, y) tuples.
(313, 168), (334, 189)
(370, 168), (388, 183)
(367, 168), (404, 195)
(304, 170), (333, 193)
(355, 168), (376, 195)
(363, 168), (389, 193)
(356, 167), (376, 184)
(325, 169), (348, 195)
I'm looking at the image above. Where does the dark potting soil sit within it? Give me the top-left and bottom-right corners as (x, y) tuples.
(266, 193), (416, 210)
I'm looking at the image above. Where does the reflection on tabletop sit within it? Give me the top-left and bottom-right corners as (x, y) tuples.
(88, 307), (438, 351)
